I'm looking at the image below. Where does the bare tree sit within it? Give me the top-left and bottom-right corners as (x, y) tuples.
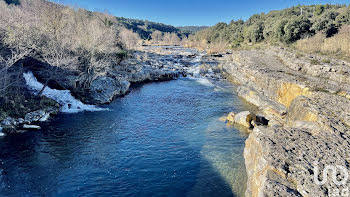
(0, 0), (126, 99)
(162, 32), (181, 45)
(119, 28), (141, 50)
(151, 30), (163, 45)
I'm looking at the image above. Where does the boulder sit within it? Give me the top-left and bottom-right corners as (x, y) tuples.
(234, 111), (253, 128)
(25, 110), (46, 124)
(88, 76), (131, 104)
(226, 112), (236, 122)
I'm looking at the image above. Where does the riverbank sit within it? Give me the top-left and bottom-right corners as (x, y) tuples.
(0, 46), (223, 134)
(0, 64), (250, 197)
(215, 46), (350, 196)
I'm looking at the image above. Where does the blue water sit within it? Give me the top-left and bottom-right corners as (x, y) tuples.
(0, 78), (251, 197)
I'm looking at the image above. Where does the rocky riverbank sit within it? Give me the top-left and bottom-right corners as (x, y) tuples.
(216, 47), (350, 196)
(0, 46), (224, 134)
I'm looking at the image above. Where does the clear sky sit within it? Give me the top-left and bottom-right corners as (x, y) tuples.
(51, 0), (349, 26)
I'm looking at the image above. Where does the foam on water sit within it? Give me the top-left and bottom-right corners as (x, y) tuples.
(194, 78), (215, 87)
(186, 53), (216, 87)
(23, 71), (105, 113)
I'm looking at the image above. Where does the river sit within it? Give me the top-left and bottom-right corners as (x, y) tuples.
(0, 76), (252, 197)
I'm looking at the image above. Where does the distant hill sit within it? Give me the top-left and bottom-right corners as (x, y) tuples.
(116, 17), (206, 39)
(116, 17), (182, 40)
(177, 26), (208, 35)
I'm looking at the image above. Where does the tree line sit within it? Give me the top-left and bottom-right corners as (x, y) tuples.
(188, 4), (350, 48)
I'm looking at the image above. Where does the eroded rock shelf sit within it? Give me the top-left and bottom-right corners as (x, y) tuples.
(218, 47), (350, 196)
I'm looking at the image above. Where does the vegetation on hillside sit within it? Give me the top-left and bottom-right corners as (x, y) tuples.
(177, 26), (208, 35)
(0, 0), (132, 118)
(187, 4), (350, 55)
(116, 17), (182, 39)
(116, 17), (206, 44)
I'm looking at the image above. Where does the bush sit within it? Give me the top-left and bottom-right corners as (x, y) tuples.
(295, 52), (304, 58)
(282, 17), (313, 43)
(322, 59), (331, 63)
(310, 59), (320, 65)
(244, 22), (264, 43)
(314, 5), (325, 16)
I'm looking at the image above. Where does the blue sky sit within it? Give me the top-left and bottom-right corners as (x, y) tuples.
(51, 0), (349, 26)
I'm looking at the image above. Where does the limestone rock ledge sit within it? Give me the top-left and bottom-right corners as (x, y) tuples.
(218, 47), (350, 197)
(244, 125), (350, 197)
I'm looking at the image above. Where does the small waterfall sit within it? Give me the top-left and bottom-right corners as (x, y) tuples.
(23, 71), (105, 113)
(187, 54), (203, 78)
(187, 53), (215, 87)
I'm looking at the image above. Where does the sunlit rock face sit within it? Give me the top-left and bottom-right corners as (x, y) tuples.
(219, 47), (350, 197)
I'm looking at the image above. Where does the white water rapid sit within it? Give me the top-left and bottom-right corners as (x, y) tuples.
(23, 71), (105, 113)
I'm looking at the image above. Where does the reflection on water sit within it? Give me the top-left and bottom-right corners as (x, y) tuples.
(0, 78), (251, 197)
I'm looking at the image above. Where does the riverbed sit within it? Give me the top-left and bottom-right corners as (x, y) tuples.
(0, 77), (251, 197)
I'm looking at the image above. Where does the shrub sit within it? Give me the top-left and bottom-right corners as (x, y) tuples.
(310, 59), (320, 65)
(321, 59), (331, 63)
(295, 52), (304, 58)
(282, 17), (313, 43)
(314, 5), (325, 16)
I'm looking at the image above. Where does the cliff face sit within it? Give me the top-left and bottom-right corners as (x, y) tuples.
(220, 48), (350, 196)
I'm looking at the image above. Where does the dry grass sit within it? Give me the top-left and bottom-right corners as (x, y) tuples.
(182, 39), (228, 54)
(206, 43), (227, 54)
(296, 25), (350, 57)
(296, 33), (326, 53)
(182, 39), (208, 51)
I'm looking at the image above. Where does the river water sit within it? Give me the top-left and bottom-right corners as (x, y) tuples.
(0, 77), (252, 197)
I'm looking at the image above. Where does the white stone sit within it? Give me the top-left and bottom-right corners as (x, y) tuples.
(23, 124), (41, 130)
(39, 113), (50, 122)
(234, 111), (253, 128)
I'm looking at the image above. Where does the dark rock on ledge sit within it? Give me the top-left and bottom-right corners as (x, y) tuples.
(87, 76), (130, 104)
